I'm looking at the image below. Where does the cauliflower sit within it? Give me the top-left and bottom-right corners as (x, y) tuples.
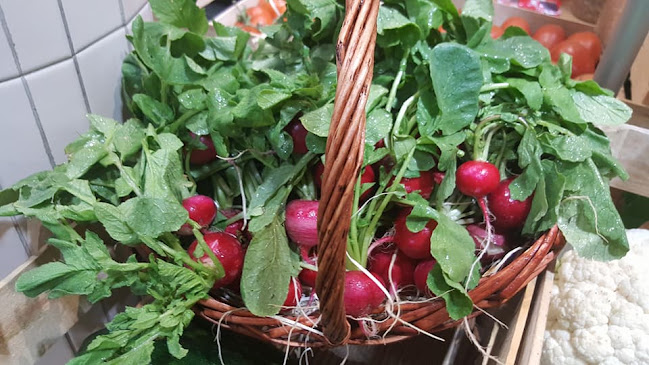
(542, 229), (649, 365)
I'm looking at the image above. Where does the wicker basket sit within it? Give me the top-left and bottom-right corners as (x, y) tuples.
(196, 0), (565, 347)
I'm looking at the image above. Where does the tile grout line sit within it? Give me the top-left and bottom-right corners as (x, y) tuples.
(10, 216), (32, 257)
(56, 0), (92, 114)
(117, 0), (127, 25)
(118, 0), (132, 52)
(0, 4), (56, 169)
(128, 3), (150, 24)
(0, 21), (130, 85)
(0, 2), (150, 85)
(0, 182), (33, 257)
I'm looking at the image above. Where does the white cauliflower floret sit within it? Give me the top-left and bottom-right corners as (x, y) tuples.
(542, 229), (649, 365)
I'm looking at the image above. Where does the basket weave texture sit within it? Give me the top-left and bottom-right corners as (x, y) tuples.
(197, 0), (565, 347)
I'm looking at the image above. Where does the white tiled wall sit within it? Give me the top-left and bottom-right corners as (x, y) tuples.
(0, 1), (71, 74)
(24, 59), (89, 164)
(77, 28), (130, 121)
(0, 1), (152, 363)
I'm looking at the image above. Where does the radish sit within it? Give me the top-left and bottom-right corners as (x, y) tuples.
(285, 200), (319, 247)
(432, 171), (445, 186)
(299, 267), (317, 287)
(188, 134), (217, 165)
(391, 170), (435, 199)
(286, 119), (309, 154)
(456, 160), (501, 244)
(344, 271), (386, 317)
(282, 279), (303, 308)
(465, 224), (507, 264)
(219, 208), (250, 240)
(488, 178), (533, 230)
(455, 161), (500, 198)
(393, 208), (436, 260)
(413, 259), (436, 296)
(315, 163), (375, 201)
(178, 195), (217, 235)
(359, 166), (376, 201)
(298, 248), (317, 287)
(367, 248), (416, 292)
(188, 232), (244, 289)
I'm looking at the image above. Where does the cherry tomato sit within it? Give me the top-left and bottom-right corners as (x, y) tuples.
(551, 40), (596, 77)
(567, 31), (602, 62)
(501, 17), (531, 34)
(491, 25), (504, 39)
(533, 24), (566, 50)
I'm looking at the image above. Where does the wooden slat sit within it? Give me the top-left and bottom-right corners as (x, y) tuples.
(518, 270), (555, 365)
(0, 246), (82, 365)
(492, 277), (538, 365)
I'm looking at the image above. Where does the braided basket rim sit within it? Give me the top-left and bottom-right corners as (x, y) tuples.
(196, 226), (564, 347)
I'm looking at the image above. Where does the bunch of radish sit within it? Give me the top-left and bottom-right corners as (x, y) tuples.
(182, 113), (537, 318)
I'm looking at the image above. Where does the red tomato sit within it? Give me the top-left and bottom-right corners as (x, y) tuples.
(235, 21), (261, 35)
(491, 25), (504, 39)
(567, 32), (602, 62)
(533, 24), (566, 50)
(574, 73), (594, 81)
(247, 6), (274, 26)
(550, 40), (596, 77)
(501, 17), (531, 34)
(260, 0), (286, 16)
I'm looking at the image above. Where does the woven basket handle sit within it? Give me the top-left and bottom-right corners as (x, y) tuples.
(315, 0), (380, 346)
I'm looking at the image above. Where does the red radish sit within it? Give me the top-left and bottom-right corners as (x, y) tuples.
(359, 166), (376, 201)
(286, 119), (309, 154)
(343, 271), (386, 317)
(456, 161), (500, 198)
(178, 195), (217, 235)
(315, 164), (375, 201)
(465, 224), (508, 264)
(285, 200), (319, 247)
(220, 208), (248, 239)
(391, 170), (436, 199)
(393, 208), (436, 260)
(375, 139), (386, 148)
(456, 161), (501, 249)
(432, 171), (445, 186)
(368, 249), (416, 292)
(299, 267), (317, 287)
(188, 232), (244, 289)
(189, 134), (217, 165)
(282, 279), (303, 308)
(414, 259), (436, 296)
(488, 178), (533, 230)
(373, 155), (396, 175)
(298, 248), (317, 287)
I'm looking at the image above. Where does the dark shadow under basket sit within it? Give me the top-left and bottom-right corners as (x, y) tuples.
(196, 0), (565, 348)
